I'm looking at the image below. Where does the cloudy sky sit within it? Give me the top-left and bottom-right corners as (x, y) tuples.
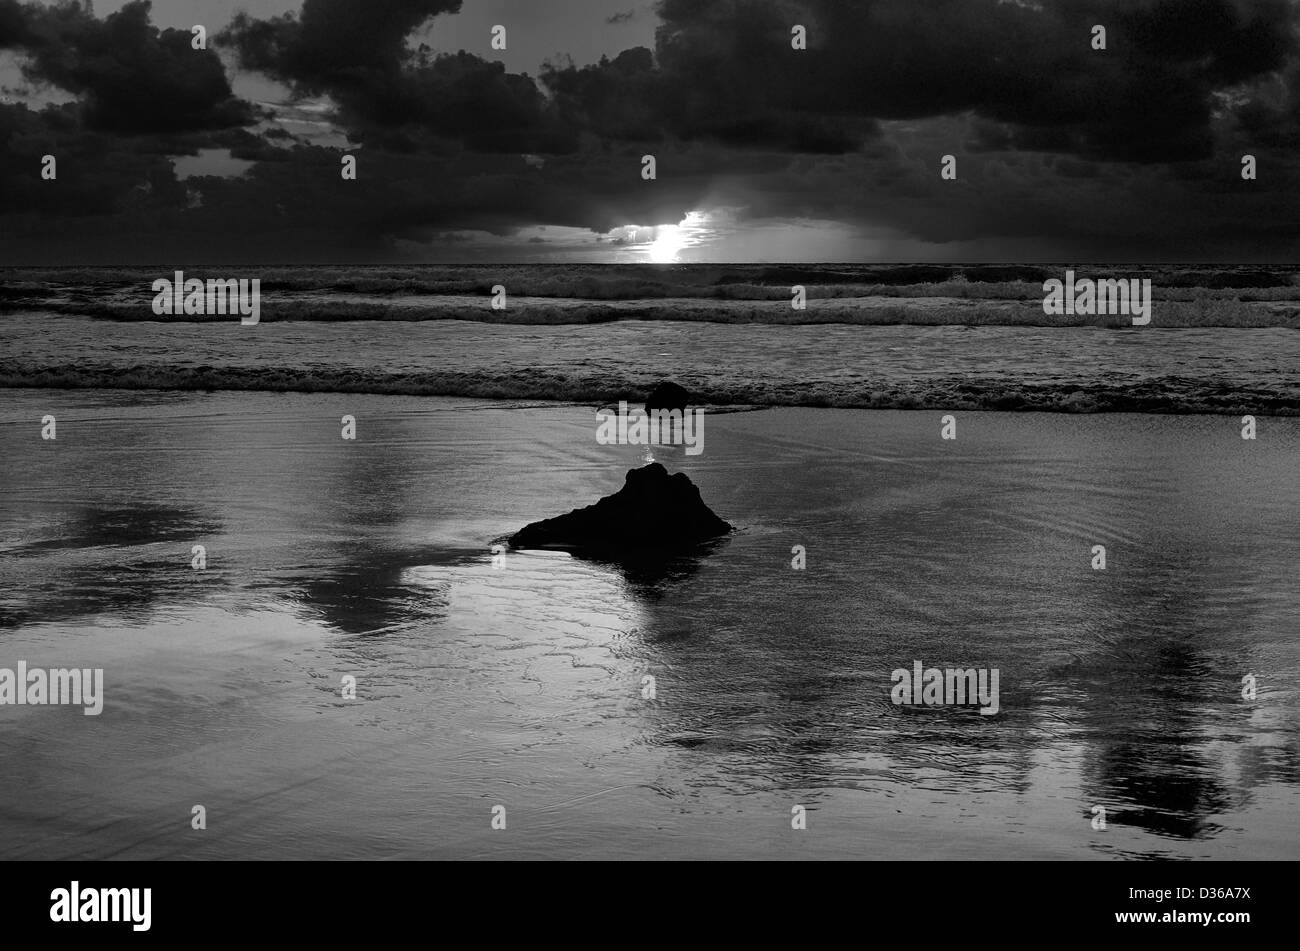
(2, 0), (1299, 263)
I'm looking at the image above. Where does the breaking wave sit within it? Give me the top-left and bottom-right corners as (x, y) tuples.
(3, 361), (1296, 415)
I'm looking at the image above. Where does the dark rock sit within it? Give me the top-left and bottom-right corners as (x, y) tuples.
(644, 380), (691, 414)
(509, 463), (731, 551)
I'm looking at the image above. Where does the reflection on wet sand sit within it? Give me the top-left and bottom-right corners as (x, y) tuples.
(0, 504), (223, 629)
(1, 392), (1296, 859)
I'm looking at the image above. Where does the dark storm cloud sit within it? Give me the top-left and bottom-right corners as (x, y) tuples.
(0, 102), (187, 220)
(219, 139), (710, 245)
(1235, 58), (1300, 148)
(4, 0), (1300, 262)
(541, 45), (877, 152)
(0, 0), (27, 46)
(550, 0), (1299, 162)
(222, 0), (462, 84)
(217, 0), (1300, 162)
(219, 0), (575, 152)
(0, 0), (252, 133)
(0, 0), (254, 249)
(0, 131), (715, 262)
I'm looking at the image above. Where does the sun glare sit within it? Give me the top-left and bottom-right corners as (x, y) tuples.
(609, 211), (713, 262)
(647, 224), (686, 263)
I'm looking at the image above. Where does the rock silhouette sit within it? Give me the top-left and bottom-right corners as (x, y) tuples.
(644, 381), (691, 414)
(509, 463), (731, 551)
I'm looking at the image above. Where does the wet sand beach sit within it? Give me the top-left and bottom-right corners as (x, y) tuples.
(2, 391), (1296, 859)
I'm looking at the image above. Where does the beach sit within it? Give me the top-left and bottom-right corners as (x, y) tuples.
(2, 389), (1297, 859)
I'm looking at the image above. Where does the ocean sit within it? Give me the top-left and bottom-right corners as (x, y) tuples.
(2, 264), (1299, 414)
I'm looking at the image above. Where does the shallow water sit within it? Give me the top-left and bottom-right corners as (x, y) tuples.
(1, 391), (1298, 859)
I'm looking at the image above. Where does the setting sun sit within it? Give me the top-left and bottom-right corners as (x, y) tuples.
(647, 224), (685, 263)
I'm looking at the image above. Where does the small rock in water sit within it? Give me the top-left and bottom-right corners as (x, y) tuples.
(644, 381), (691, 414)
(509, 462), (731, 550)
